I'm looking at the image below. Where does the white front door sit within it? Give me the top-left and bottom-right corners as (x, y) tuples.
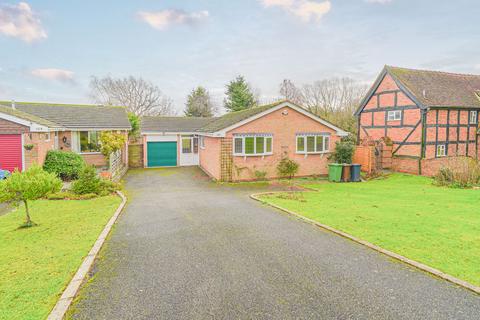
(179, 136), (199, 166)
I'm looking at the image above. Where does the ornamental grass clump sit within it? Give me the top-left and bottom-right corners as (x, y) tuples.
(0, 165), (62, 228)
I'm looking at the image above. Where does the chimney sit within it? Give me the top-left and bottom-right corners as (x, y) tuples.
(11, 100), (15, 109)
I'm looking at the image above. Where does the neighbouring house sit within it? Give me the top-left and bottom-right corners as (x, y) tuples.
(355, 66), (480, 176)
(140, 100), (348, 181)
(0, 101), (131, 173)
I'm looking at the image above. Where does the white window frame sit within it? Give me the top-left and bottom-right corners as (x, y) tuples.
(469, 111), (477, 124)
(199, 136), (205, 149)
(436, 144), (446, 157)
(296, 134), (330, 154)
(233, 134), (273, 157)
(387, 110), (402, 121)
(45, 132), (51, 142)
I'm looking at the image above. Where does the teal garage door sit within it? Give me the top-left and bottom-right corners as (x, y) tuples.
(147, 142), (177, 167)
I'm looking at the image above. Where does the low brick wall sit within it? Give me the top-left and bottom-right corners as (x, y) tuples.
(391, 156), (420, 175)
(353, 146), (375, 173)
(128, 144), (143, 168)
(420, 156), (473, 177)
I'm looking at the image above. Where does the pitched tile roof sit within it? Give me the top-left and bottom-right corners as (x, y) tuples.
(141, 116), (216, 133)
(0, 101), (131, 130)
(140, 100), (347, 136)
(0, 104), (59, 128)
(201, 100), (287, 133)
(386, 66), (480, 108)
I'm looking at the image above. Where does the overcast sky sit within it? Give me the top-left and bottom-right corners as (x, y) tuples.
(0, 0), (479, 113)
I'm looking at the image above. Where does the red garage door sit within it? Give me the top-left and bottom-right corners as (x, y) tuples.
(0, 134), (22, 172)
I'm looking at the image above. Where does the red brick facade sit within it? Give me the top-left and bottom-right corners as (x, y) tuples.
(358, 72), (480, 176)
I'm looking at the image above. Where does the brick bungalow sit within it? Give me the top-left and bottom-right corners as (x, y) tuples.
(0, 101), (131, 172)
(355, 66), (480, 175)
(141, 100), (348, 181)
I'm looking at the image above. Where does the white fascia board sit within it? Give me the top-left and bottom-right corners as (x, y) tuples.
(141, 131), (197, 135)
(67, 127), (131, 131)
(214, 102), (349, 137)
(0, 113), (50, 132)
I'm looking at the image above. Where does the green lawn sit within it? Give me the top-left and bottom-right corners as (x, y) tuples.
(260, 174), (480, 287)
(0, 196), (121, 320)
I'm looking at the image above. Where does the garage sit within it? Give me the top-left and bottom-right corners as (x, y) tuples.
(0, 134), (23, 172)
(147, 141), (177, 167)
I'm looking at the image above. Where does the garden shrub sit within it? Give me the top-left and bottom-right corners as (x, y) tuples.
(72, 165), (101, 195)
(277, 158), (299, 179)
(71, 165), (120, 196)
(99, 179), (121, 194)
(433, 157), (480, 188)
(99, 131), (126, 160)
(254, 170), (267, 181)
(330, 140), (355, 164)
(43, 150), (85, 181)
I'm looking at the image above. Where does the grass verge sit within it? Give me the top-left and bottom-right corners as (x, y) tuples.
(0, 196), (121, 320)
(259, 174), (480, 287)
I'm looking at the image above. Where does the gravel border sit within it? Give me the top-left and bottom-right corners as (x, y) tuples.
(250, 191), (480, 295)
(47, 191), (128, 320)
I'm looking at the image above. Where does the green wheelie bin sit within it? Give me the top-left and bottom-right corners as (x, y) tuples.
(328, 163), (343, 182)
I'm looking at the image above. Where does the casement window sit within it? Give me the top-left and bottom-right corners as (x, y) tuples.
(436, 144), (446, 157)
(79, 131), (101, 153)
(233, 134), (273, 156)
(387, 110), (402, 121)
(199, 136), (205, 149)
(296, 134), (330, 154)
(469, 111), (477, 124)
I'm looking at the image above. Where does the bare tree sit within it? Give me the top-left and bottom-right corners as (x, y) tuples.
(301, 78), (367, 134)
(279, 79), (304, 105)
(89, 76), (175, 116)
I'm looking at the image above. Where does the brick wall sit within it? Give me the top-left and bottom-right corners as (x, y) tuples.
(391, 156), (420, 175)
(353, 146), (374, 173)
(358, 73), (422, 159)
(0, 118), (29, 134)
(226, 106), (340, 181)
(128, 143), (143, 168)
(199, 136), (222, 180)
(23, 132), (55, 169)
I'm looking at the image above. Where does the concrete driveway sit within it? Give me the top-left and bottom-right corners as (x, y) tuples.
(70, 167), (479, 320)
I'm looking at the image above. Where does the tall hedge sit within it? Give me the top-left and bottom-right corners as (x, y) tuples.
(43, 150), (85, 181)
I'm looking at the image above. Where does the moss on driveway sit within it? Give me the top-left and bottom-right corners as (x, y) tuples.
(0, 196), (121, 320)
(260, 174), (480, 287)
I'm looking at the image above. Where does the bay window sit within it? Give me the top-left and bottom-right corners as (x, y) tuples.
(233, 134), (273, 156)
(296, 134), (330, 154)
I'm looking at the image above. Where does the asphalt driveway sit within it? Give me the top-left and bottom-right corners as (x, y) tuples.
(70, 167), (480, 320)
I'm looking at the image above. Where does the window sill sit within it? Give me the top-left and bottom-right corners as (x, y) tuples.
(296, 151), (330, 155)
(233, 153), (273, 157)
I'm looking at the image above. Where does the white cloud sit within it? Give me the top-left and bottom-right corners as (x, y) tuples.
(0, 2), (47, 42)
(365, 0), (393, 4)
(31, 68), (75, 83)
(137, 9), (209, 30)
(260, 0), (331, 22)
